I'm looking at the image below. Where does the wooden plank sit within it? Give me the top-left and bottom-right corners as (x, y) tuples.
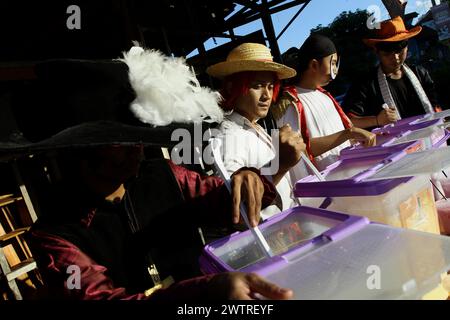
(381, 0), (407, 18)
(12, 163), (38, 223)
(0, 196), (22, 208)
(0, 227), (30, 243)
(6, 258), (37, 282)
(0, 221), (21, 273)
(6, 279), (22, 300)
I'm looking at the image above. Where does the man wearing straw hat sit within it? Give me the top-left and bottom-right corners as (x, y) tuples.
(206, 43), (306, 219)
(0, 47), (293, 300)
(343, 16), (443, 128)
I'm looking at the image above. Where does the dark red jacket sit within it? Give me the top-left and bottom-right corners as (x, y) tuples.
(29, 160), (276, 300)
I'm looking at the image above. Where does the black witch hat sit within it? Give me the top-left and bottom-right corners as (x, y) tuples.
(0, 47), (223, 161)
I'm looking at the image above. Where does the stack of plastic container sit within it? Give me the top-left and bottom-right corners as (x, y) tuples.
(295, 149), (441, 234)
(348, 111), (450, 235)
(341, 117), (449, 159)
(360, 146), (450, 235)
(339, 140), (423, 161)
(371, 110), (450, 135)
(341, 114), (450, 205)
(200, 206), (450, 299)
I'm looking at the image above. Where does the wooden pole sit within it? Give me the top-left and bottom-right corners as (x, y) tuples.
(382, 0), (408, 18)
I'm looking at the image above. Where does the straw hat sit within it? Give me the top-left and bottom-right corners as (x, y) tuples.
(206, 43), (296, 80)
(363, 16), (422, 46)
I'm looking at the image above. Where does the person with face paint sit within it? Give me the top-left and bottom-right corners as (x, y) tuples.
(272, 34), (375, 175)
(343, 16), (443, 129)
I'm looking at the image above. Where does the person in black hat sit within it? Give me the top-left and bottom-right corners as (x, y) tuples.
(272, 34), (375, 180)
(1, 47), (293, 300)
(343, 16), (443, 128)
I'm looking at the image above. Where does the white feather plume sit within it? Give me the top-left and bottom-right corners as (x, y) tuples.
(120, 46), (223, 126)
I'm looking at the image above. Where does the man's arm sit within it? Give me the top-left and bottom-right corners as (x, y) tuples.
(309, 127), (376, 157)
(270, 124), (305, 186)
(343, 80), (398, 128)
(30, 231), (150, 300)
(167, 160), (276, 227)
(152, 272), (293, 301)
(30, 231), (292, 300)
(348, 115), (378, 129)
(348, 109), (397, 129)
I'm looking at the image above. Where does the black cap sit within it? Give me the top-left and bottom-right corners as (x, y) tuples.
(298, 34), (337, 62)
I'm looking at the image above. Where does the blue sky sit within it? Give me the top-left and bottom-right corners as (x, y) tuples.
(188, 0), (436, 57)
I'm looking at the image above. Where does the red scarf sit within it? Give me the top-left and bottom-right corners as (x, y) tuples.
(283, 86), (353, 161)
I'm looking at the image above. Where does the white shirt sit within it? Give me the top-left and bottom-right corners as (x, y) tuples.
(216, 111), (299, 220)
(277, 87), (350, 171)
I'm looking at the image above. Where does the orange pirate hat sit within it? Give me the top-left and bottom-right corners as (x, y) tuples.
(363, 16), (422, 47)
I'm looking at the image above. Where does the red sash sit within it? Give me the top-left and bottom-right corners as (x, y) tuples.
(283, 86), (353, 161)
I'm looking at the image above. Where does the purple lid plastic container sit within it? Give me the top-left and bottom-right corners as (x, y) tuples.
(341, 125), (449, 157)
(294, 151), (412, 197)
(199, 206), (369, 274)
(372, 114), (429, 134)
(372, 118), (442, 135)
(339, 140), (422, 160)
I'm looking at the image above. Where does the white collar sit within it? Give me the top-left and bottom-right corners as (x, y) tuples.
(296, 85), (316, 94)
(225, 111), (273, 146)
(226, 111), (257, 129)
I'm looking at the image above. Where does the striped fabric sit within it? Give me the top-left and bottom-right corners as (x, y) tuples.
(377, 64), (434, 119)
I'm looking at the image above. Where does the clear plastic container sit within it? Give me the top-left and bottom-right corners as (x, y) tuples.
(391, 125), (447, 149)
(200, 206), (450, 300)
(373, 118), (443, 135)
(417, 110), (450, 123)
(435, 199), (450, 235)
(295, 150), (442, 234)
(341, 122), (448, 158)
(326, 175), (439, 233)
(265, 223), (450, 300)
(209, 210), (340, 270)
(340, 141), (423, 161)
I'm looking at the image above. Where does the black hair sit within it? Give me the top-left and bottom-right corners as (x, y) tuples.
(281, 46), (328, 86)
(296, 54), (327, 74)
(298, 34), (336, 68)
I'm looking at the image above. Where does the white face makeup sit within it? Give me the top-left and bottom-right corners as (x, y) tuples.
(330, 54), (340, 80)
(317, 53), (339, 86)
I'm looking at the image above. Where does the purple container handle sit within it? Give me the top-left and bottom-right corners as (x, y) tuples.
(322, 216), (369, 241)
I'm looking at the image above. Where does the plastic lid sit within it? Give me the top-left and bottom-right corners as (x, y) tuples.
(207, 208), (344, 270)
(390, 125), (445, 147)
(346, 122), (446, 152)
(373, 119), (442, 135)
(294, 152), (411, 197)
(366, 146), (450, 181)
(339, 141), (422, 161)
(203, 206), (450, 299)
(418, 110), (450, 123)
(265, 223), (450, 299)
